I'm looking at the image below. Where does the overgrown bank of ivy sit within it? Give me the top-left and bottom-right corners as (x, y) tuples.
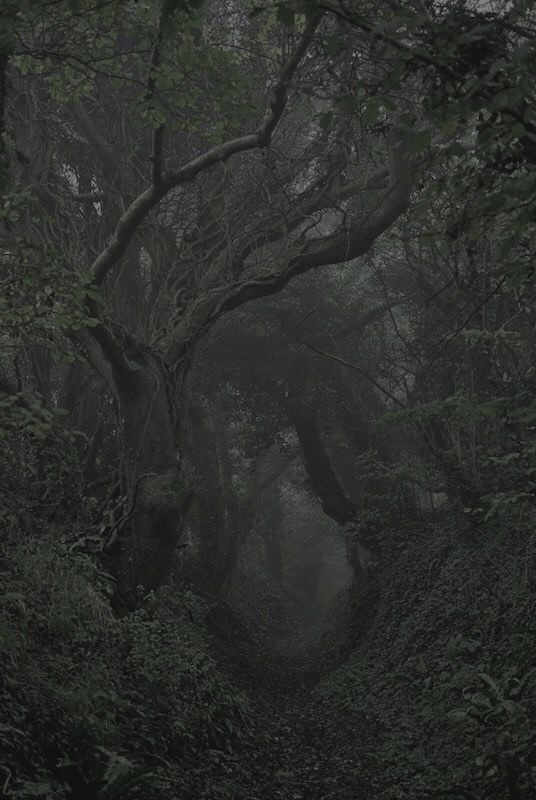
(319, 511), (536, 800)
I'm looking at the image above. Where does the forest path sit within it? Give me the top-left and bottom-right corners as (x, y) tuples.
(233, 684), (372, 800)
(206, 624), (376, 800)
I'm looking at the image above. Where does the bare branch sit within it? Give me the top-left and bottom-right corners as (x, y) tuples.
(90, 12), (322, 286)
(234, 161), (390, 267)
(86, 317), (134, 381)
(165, 124), (411, 360)
(295, 337), (407, 409)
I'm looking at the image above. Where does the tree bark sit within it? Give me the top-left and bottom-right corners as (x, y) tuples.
(286, 401), (381, 581)
(264, 530), (283, 581)
(183, 400), (242, 596)
(113, 358), (192, 596)
(287, 403), (358, 526)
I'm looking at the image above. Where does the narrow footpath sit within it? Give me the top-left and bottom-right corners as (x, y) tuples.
(189, 624), (382, 800)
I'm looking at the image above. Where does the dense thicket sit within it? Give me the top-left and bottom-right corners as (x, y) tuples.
(2, 1), (536, 798)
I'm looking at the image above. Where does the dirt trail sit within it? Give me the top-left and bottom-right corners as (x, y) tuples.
(201, 625), (377, 800)
(237, 686), (371, 800)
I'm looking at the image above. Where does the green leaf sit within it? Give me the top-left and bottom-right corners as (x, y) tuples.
(479, 673), (502, 700)
(319, 111), (333, 131)
(336, 94), (359, 114)
(17, 783), (53, 797)
(276, 4), (295, 25)
(363, 99), (381, 124)
(409, 128), (432, 154)
(448, 142), (467, 156)
(510, 122), (526, 140)
(325, 35), (341, 56)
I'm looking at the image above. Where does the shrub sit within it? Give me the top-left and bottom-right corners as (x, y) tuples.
(1, 531), (249, 799)
(318, 514), (536, 799)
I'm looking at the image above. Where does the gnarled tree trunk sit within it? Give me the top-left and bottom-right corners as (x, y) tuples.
(287, 402), (358, 526)
(114, 358), (192, 595)
(286, 401), (379, 580)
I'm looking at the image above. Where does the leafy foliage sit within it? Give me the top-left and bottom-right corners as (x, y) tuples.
(1, 515), (249, 799)
(2, 1), (536, 798)
(320, 510), (536, 799)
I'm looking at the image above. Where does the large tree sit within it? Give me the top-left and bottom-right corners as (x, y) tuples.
(5, 0), (533, 596)
(2, 0), (414, 595)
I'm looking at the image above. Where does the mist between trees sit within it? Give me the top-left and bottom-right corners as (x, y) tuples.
(1, 1), (536, 798)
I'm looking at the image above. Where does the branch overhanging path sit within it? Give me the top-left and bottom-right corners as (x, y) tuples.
(164, 128), (412, 360)
(76, 8), (414, 371)
(89, 12), (323, 288)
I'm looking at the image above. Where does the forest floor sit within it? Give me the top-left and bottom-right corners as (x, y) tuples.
(225, 683), (376, 800)
(196, 623), (378, 800)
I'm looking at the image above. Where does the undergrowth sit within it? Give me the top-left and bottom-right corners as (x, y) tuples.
(319, 513), (536, 800)
(0, 529), (250, 799)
